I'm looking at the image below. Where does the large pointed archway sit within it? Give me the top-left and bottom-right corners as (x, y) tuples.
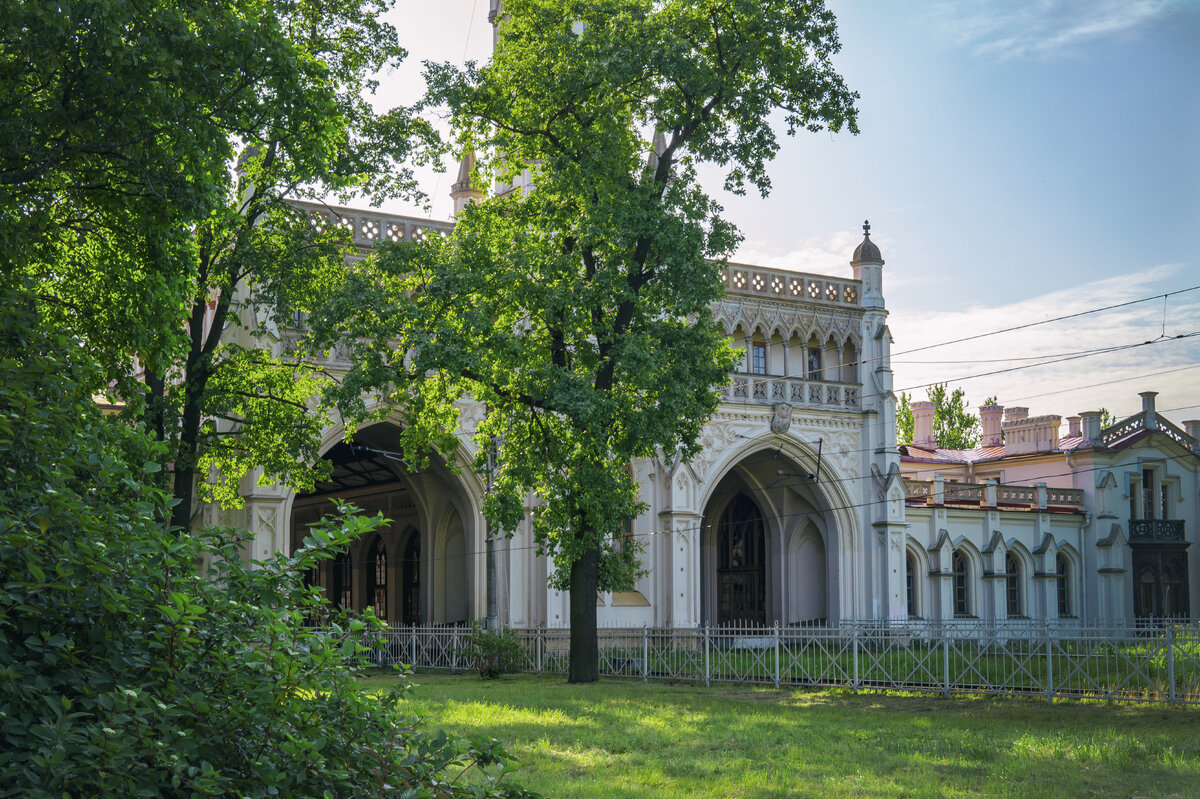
(700, 445), (839, 627)
(287, 421), (481, 625)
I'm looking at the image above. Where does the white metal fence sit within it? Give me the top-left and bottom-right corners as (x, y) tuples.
(363, 620), (1200, 706)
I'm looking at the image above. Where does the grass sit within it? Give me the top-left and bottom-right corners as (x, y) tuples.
(364, 670), (1200, 798)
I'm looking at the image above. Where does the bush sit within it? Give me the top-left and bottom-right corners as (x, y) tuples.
(0, 300), (537, 798)
(465, 626), (528, 679)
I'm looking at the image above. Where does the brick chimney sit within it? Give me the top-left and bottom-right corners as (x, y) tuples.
(1002, 414), (1062, 455)
(912, 401), (936, 449)
(1079, 411), (1104, 445)
(1185, 420), (1200, 453)
(1005, 406), (1028, 423)
(1067, 415), (1082, 438)
(979, 404), (1004, 447)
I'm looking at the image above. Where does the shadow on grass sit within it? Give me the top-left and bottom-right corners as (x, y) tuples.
(373, 671), (1200, 798)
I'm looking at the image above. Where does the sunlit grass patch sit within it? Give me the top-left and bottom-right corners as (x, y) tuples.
(364, 671), (1200, 798)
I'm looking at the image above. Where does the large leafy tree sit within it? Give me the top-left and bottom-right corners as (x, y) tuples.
(320, 0), (859, 682)
(3, 0), (436, 530)
(896, 384), (982, 449)
(0, 291), (536, 798)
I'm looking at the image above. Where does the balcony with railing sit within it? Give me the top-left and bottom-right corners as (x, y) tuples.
(905, 479), (1084, 512)
(1129, 519), (1186, 542)
(720, 375), (860, 410)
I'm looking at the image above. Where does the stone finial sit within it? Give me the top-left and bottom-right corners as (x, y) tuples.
(450, 150), (485, 215)
(1140, 391), (1159, 430)
(852, 219), (883, 264)
(1066, 415), (1082, 438)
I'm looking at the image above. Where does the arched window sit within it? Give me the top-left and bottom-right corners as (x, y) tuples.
(905, 551), (919, 618)
(368, 536), (388, 621)
(1005, 553), (1023, 617)
(1056, 554), (1072, 618)
(806, 340), (822, 379)
(402, 532), (421, 624)
(716, 494), (767, 626)
(332, 549), (353, 611)
(751, 338), (767, 375)
(952, 550), (970, 617)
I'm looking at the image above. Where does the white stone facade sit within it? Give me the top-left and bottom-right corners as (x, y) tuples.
(220, 203), (1199, 628)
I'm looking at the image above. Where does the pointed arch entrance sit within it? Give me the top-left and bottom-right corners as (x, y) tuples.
(716, 494), (767, 625)
(700, 444), (839, 627)
(287, 421), (480, 625)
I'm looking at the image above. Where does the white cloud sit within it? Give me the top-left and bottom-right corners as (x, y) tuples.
(732, 231), (861, 277)
(889, 263), (1200, 423)
(932, 0), (1184, 60)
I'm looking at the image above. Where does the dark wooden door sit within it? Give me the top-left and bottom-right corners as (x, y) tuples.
(717, 494), (767, 626)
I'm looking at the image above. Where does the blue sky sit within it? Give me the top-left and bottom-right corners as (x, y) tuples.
(376, 0), (1200, 427)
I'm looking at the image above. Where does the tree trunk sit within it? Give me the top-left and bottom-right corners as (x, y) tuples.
(567, 541), (601, 683)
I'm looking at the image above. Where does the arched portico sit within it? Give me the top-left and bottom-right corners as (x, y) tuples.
(698, 443), (844, 627)
(287, 420), (482, 624)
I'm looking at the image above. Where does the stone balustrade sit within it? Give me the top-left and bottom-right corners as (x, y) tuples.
(720, 263), (862, 308)
(721, 374), (860, 410)
(290, 199), (454, 250)
(905, 480), (1084, 511)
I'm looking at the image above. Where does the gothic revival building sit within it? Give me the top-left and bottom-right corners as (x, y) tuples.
(215, 197), (1200, 628)
(214, 201), (907, 629)
(900, 395), (1200, 623)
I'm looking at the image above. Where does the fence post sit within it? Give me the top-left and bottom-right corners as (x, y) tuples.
(1167, 625), (1177, 706)
(411, 625), (418, 669)
(704, 624), (711, 688)
(642, 625), (649, 681)
(852, 625), (859, 695)
(1045, 621), (1054, 705)
(451, 627), (458, 673)
(536, 626), (543, 674)
(942, 634), (950, 697)
(774, 621), (780, 689)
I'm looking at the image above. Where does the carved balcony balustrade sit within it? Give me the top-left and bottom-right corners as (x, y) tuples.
(904, 480), (1084, 512)
(1129, 519), (1186, 542)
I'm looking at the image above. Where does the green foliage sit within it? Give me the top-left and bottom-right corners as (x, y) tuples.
(928, 383), (981, 450)
(4, 0), (438, 530)
(318, 0), (858, 681)
(388, 673), (1200, 799)
(897, 383), (981, 449)
(465, 626), (528, 679)
(896, 391), (914, 445)
(0, 296), (536, 798)
(1097, 407), (1117, 430)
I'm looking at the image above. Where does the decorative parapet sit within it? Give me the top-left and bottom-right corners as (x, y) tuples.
(905, 480), (1083, 512)
(720, 263), (862, 309)
(1101, 414), (1197, 450)
(290, 199), (453, 250)
(721, 375), (859, 410)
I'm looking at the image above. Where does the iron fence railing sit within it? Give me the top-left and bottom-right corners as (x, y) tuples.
(362, 620), (1200, 706)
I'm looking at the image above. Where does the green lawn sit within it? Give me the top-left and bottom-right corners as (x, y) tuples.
(365, 670), (1200, 798)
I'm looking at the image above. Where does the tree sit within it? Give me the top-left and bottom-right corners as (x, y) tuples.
(0, 293), (537, 798)
(896, 383), (981, 449)
(1, 3), (533, 793)
(320, 0), (859, 682)
(897, 391), (914, 445)
(5, 0), (436, 530)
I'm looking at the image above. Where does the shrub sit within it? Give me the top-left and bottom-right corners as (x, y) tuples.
(465, 626), (528, 679)
(0, 300), (537, 798)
